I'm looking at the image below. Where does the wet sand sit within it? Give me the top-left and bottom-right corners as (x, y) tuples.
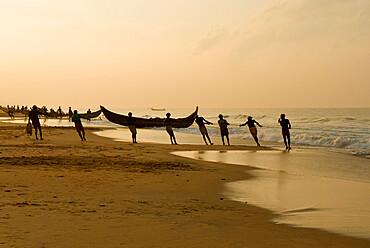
(0, 122), (369, 247)
(174, 150), (370, 238)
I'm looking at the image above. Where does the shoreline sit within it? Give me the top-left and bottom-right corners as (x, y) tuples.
(0, 122), (369, 247)
(2, 116), (369, 159)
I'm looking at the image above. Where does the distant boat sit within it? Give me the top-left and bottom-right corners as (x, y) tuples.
(47, 109), (101, 119)
(150, 108), (166, 111)
(101, 106), (198, 128)
(80, 109), (102, 119)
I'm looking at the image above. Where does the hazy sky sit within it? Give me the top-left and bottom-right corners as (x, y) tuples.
(1, 0), (369, 109)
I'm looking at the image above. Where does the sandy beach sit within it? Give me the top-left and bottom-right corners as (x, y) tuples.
(0, 122), (369, 247)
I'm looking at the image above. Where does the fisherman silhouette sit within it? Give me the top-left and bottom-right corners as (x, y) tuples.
(164, 113), (177, 145)
(68, 107), (73, 120)
(195, 115), (213, 145)
(57, 106), (63, 117)
(240, 116), (262, 146)
(28, 105), (43, 140)
(278, 114), (291, 150)
(72, 110), (87, 141)
(127, 112), (137, 143)
(218, 114), (230, 145)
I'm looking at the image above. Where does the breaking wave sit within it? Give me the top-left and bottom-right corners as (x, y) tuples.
(175, 108), (370, 157)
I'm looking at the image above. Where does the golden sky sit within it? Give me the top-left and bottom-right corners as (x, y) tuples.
(1, 0), (369, 109)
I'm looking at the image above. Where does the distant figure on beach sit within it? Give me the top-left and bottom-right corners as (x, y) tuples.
(28, 105), (43, 140)
(195, 115), (213, 145)
(240, 116), (262, 146)
(24, 106), (29, 117)
(127, 112), (137, 143)
(57, 106), (63, 117)
(72, 110), (86, 141)
(41, 106), (48, 116)
(7, 108), (14, 119)
(164, 113), (177, 145)
(49, 108), (56, 116)
(86, 109), (92, 121)
(68, 107), (73, 120)
(218, 114), (230, 145)
(278, 114), (291, 150)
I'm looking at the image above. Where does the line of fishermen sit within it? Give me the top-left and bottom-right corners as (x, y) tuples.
(27, 106), (292, 150)
(128, 112), (292, 150)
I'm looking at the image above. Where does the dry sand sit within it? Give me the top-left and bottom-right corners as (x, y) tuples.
(0, 122), (369, 247)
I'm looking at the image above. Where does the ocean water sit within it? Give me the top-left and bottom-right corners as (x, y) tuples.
(107, 107), (370, 157)
(2, 107), (369, 156)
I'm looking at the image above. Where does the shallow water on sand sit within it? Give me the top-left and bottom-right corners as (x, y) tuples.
(94, 128), (207, 145)
(173, 150), (370, 239)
